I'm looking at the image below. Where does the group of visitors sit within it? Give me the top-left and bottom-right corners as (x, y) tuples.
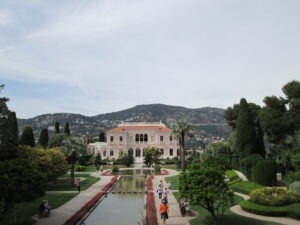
(38, 200), (51, 217)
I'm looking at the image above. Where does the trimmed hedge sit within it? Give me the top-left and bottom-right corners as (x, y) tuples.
(230, 181), (264, 195)
(239, 154), (264, 179)
(240, 200), (300, 220)
(252, 160), (277, 186)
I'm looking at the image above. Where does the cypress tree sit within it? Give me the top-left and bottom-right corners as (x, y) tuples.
(39, 128), (49, 148)
(20, 125), (35, 147)
(64, 123), (70, 136)
(55, 122), (60, 134)
(255, 119), (266, 157)
(235, 98), (258, 159)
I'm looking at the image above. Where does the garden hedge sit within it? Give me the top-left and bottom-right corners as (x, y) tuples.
(251, 160), (276, 186)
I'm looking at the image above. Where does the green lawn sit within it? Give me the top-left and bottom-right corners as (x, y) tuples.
(173, 192), (284, 225)
(0, 192), (78, 225)
(165, 175), (180, 190)
(162, 164), (182, 171)
(230, 181), (264, 195)
(47, 174), (100, 191)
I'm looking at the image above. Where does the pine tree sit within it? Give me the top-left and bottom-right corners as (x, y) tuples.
(39, 128), (49, 149)
(20, 125), (35, 147)
(235, 98), (258, 159)
(64, 123), (70, 136)
(55, 122), (60, 134)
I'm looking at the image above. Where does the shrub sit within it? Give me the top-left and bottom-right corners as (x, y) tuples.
(286, 171), (300, 186)
(112, 166), (119, 173)
(239, 154), (263, 179)
(250, 187), (300, 206)
(289, 181), (300, 193)
(251, 160), (276, 186)
(75, 165), (86, 172)
(154, 164), (161, 172)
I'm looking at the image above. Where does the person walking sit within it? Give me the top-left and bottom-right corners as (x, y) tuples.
(159, 199), (169, 225)
(76, 178), (81, 193)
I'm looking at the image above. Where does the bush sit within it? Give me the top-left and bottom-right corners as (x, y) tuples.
(239, 154), (263, 179)
(75, 165), (86, 172)
(250, 187), (300, 206)
(251, 160), (277, 186)
(154, 164), (161, 172)
(240, 200), (300, 219)
(112, 166), (119, 173)
(289, 181), (300, 193)
(286, 171), (300, 186)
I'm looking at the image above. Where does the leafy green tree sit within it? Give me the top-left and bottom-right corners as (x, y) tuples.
(180, 165), (233, 225)
(99, 131), (106, 142)
(17, 146), (68, 181)
(0, 159), (47, 211)
(64, 122), (70, 136)
(235, 98), (258, 159)
(20, 125), (35, 147)
(172, 119), (194, 171)
(38, 128), (49, 149)
(143, 147), (161, 167)
(0, 86), (18, 160)
(94, 152), (102, 169)
(49, 133), (66, 147)
(55, 121), (60, 133)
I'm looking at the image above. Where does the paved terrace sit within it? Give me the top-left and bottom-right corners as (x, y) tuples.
(33, 172), (112, 225)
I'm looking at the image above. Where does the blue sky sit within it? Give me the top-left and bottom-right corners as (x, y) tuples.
(0, 0), (299, 118)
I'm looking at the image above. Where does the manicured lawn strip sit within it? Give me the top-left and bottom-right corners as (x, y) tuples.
(230, 181), (264, 195)
(240, 200), (300, 220)
(165, 175), (180, 190)
(0, 192), (78, 225)
(162, 164), (181, 171)
(225, 170), (238, 180)
(47, 175), (100, 191)
(173, 192), (283, 225)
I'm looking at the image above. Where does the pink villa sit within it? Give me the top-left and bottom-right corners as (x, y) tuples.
(88, 122), (178, 163)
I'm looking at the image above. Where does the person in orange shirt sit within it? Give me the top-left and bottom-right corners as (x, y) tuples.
(159, 199), (169, 225)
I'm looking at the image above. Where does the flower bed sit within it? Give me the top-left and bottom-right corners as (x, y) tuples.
(102, 176), (118, 192)
(146, 191), (158, 225)
(161, 170), (169, 175)
(101, 170), (111, 175)
(146, 175), (154, 191)
(63, 176), (119, 225)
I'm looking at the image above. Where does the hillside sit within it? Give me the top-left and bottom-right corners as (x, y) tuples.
(18, 104), (231, 147)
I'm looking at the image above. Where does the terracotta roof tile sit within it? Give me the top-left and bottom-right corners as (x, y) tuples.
(107, 125), (171, 133)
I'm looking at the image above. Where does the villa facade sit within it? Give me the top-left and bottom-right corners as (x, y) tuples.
(88, 122), (178, 163)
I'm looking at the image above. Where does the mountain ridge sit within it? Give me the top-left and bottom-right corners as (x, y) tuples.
(17, 104), (231, 146)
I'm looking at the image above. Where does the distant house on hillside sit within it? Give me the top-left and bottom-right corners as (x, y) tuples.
(88, 122), (178, 163)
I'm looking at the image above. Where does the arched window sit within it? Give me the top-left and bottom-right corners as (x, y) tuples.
(128, 148), (134, 156)
(144, 134), (148, 142)
(136, 148), (141, 157)
(140, 134), (143, 142)
(135, 134), (139, 142)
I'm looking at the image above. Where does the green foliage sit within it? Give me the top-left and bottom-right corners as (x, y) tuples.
(112, 165), (119, 172)
(75, 165), (86, 171)
(180, 164), (234, 225)
(17, 146), (68, 181)
(116, 153), (134, 167)
(172, 119), (194, 171)
(64, 122), (70, 136)
(154, 164), (161, 172)
(0, 159), (47, 211)
(143, 147), (161, 168)
(239, 154), (264, 179)
(235, 98), (258, 159)
(20, 125), (35, 147)
(201, 157), (231, 171)
(94, 152), (102, 168)
(289, 181), (300, 193)
(286, 171), (300, 186)
(48, 133), (66, 148)
(240, 200), (300, 220)
(250, 187), (300, 206)
(230, 181), (264, 195)
(38, 128), (49, 148)
(251, 160), (277, 186)
(55, 121), (60, 133)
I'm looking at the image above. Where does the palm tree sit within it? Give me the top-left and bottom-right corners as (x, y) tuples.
(172, 119), (194, 171)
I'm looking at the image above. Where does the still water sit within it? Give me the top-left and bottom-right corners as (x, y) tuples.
(82, 172), (146, 225)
